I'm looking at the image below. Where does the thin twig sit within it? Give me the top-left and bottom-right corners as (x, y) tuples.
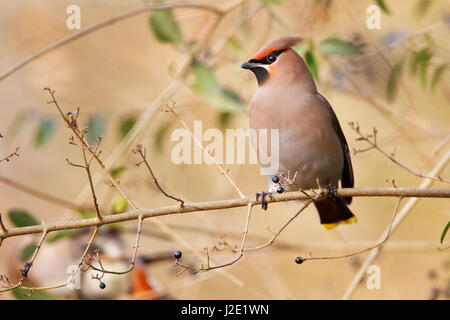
(244, 199), (315, 252)
(0, 147), (20, 163)
(350, 122), (450, 184)
(88, 215), (144, 275)
(133, 144), (184, 206)
(342, 149), (450, 300)
(165, 101), (245, 198)
(0, 3), (227, 82)
(1, 226), (99, 294)
(44, 87), (138, 211)
(302, 197), (403, 262)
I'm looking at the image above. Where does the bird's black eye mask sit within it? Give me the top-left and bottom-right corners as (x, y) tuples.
(248, 49), (286, 65)
(242, 49), (286, 85)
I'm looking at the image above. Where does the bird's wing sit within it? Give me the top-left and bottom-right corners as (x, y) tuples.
(316, 93), (354, 204)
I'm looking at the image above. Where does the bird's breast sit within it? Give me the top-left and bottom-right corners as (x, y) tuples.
(249, 87), (344, 189)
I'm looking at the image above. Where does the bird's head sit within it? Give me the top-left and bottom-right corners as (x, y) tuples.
(242, 36), (312, 87)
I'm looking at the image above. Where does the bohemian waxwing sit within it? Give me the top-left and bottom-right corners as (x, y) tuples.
(242, 36), (357, 229)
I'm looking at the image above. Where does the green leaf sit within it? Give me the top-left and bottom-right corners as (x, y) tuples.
(46, 230), (79, 243)
(227, 37), (244, 52)
(149, 10), (183, 44)
(118, 116), (137, 141)
(304, 49), (319, 83)
(12, 288), (56, 300)
(35, 119), (55, 147)
(111, 197), (129, 214)
(190, 60), (245, 112)
(374, 0), (390, 14)
(431, 64), (447, 89)
(19, 242), (37, 261)
(109, 166), (126, 180)
(386, 60), (404, 102)
(87, 113), (106, 145)
(411, 48), (432, 75)
(8, 209), (38, 227)
(319, 38), (363, 55)
(441, 220), (450, 244)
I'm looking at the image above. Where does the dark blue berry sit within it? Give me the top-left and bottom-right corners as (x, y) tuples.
(295, 257), (304, 264)
(276, 186), (284, 193)
(272, 176), (280, 183)
(99, 282), (106, 289)
(174, 250), (182, 259)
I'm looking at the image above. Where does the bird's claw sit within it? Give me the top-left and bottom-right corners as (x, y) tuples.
(256, 191), (273, 211)
(326, 183), (338, 198)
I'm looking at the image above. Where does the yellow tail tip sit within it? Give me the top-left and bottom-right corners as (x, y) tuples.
(321, 216), (358, 230)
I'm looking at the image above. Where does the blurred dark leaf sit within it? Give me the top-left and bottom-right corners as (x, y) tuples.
(155, 121), (172, 153)
(111, 197), (128, 214)
(374, 0), (390, 14)
(386, 60), (404, 102)
(12, 288), (56, 300)
(46, 230), (79, 243)
(319, 38), (363, 55)
(218, 111), (234, 128)
(35, 119), (55, 147)
(118, 116), (137, 141)
(8, 209), (38, 227)
(411, 48), (432, 75)
(441, 220), (450, 244)
(431, 64), (447, 89)
(191, 60), (245, 112)
(149, 10), (183, 44)
(109, 166), (126, 179)
(304, 49), (319, 83)
(87, 113), (106, 145)
(19, 242), (37, 261)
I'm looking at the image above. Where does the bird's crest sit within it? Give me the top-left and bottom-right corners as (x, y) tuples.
(252, 36), (303, 60)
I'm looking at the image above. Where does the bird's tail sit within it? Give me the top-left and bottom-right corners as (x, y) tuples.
(313, 197), (357, 230)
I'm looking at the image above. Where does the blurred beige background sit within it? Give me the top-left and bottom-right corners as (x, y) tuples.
(0, 0), (449, 299)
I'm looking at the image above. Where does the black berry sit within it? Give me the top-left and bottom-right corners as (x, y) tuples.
(276, 186), (284, 193)
(99, 282), (106, 289)
(295, 257), (304, 264)
(272, 176), (280, 183)
(174, 250), (182, 259)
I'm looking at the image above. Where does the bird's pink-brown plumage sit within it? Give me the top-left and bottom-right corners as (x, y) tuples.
(243, 37), (356, 229)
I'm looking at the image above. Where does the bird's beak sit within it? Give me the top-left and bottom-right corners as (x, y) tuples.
(241, 61), (261, 70)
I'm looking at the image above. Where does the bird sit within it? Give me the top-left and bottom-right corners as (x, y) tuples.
(241, 36), (357, 230)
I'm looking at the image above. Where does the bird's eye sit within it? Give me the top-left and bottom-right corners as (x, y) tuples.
(266, 53), (277, 64)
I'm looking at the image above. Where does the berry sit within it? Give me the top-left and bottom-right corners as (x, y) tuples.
(276, 186), (284, 193)
(295, 257), (304, 264)
(174, 250), (182, 259)
(272, 176), (280, 184)
(99, 282), (106, 289)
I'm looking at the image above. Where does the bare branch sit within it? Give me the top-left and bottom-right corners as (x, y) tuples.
(0, 147), (20, 163)
(349, 122), (450, 184)
(0, 188), (449, 242)
(133, 144), (184, 207)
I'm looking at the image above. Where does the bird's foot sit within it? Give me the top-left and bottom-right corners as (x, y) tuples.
(256, 191), (273, 210)
(326, 183), (338, 198)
